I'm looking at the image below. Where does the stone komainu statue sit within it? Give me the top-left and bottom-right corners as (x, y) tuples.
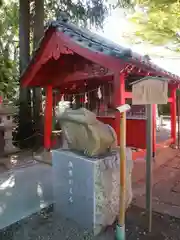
(57, 108), (117, 157)
(56, 107), (133, 233)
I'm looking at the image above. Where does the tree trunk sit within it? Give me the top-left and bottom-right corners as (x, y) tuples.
(18, 0), (33, 148)
(33, 0), (44, 149)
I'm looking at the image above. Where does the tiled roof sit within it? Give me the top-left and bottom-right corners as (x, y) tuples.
(130, 76), (170, 85)
(22, 14), (180, 86)
(48, 16), (180, 85)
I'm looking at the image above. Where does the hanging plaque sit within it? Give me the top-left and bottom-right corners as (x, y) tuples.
(126, 105), (146, 119)
(132, 77), (168, 105)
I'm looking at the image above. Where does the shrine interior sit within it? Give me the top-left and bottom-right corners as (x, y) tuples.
(42, 54), (170, 152)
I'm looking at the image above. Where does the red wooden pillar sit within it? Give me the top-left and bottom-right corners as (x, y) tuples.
(152, 104), (156, 157)
(170, 88), (176, 144)
(114, 72), (125, 145)
(44, 86), (53, 150)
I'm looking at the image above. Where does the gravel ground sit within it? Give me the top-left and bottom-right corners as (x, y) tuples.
(1, 205), (180, 240)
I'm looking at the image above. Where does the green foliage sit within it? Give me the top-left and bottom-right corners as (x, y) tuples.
(45, 0), (108, 28)
(0, 56), (18, 99)
(129, 0), (180, 50)
(0, 0), (19, 101)
(44, 0), (132, 28)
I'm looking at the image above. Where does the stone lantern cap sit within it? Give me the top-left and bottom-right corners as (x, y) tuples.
(0, 102), (17, 130)
(0, 103), (17, 116)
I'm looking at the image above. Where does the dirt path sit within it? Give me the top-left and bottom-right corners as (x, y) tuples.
(1, 205), (180, 240)
(126, 206), (180, 239)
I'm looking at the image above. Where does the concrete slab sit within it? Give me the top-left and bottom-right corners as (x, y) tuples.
(133, 151), (180, 218)
(132, 147), (179, 183)
(0, 163), (53, 229)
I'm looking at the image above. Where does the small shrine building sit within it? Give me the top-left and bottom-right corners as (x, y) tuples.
(20, 17), (180, 159)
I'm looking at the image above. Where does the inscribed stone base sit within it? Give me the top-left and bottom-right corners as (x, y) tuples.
(33, 150), (52, 165)
(52, 149), (133, 235)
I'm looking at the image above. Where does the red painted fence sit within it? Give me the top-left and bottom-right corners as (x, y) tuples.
(97, 116), (146, 149)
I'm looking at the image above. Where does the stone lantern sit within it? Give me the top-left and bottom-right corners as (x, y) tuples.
(0, 102), (17, 156)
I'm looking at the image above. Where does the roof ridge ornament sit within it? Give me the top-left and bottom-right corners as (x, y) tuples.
(144, 54), (151, 61)
(57, 11), (69, 23)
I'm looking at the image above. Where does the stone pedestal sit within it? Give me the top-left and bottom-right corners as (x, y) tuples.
(52, 149), (133, 235)
(4, 127), (17, 153)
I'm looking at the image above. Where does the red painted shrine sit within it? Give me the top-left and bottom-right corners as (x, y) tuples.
(21, 17), (180, 159)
